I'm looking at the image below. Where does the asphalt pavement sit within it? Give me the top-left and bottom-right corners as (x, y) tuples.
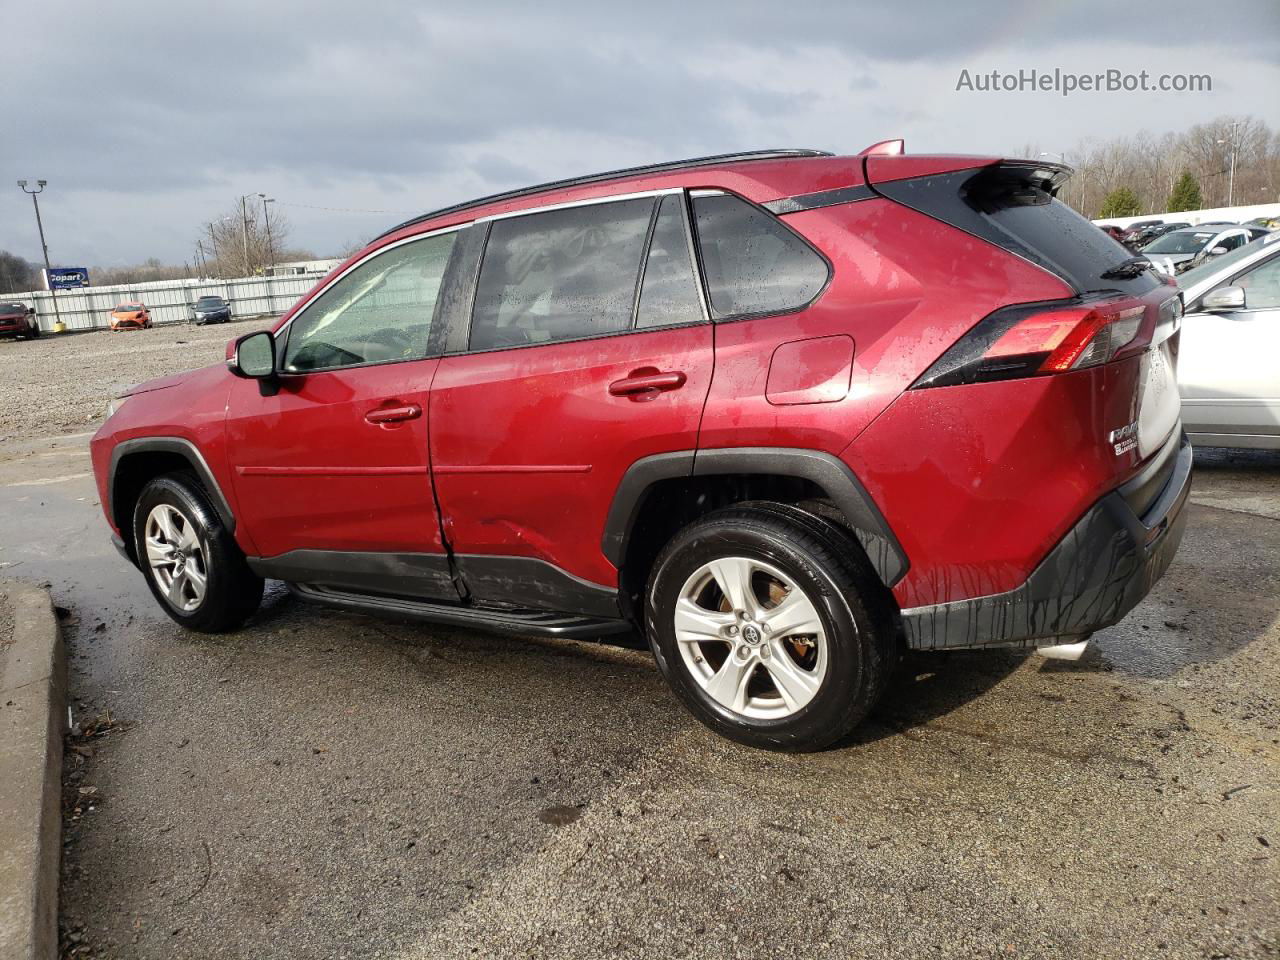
(0, 344), (1275, 957)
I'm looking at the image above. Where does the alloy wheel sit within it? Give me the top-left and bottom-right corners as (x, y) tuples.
(674, 556), (828, 720)
(144, 503), (209, 613)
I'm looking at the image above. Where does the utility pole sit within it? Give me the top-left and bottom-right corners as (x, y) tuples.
(195, 240), (207, 277)
(17, 179), (64, 333)
(207, 223), (218, 274)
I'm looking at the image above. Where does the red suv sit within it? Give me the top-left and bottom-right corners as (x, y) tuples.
(91, 145), (1191, 751)
(0, 301), (40, 340)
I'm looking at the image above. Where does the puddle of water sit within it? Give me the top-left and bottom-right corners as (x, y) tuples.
(537, 805), (582, 827)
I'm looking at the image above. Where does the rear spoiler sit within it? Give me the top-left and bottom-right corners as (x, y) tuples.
(864, 154), (1072, 198)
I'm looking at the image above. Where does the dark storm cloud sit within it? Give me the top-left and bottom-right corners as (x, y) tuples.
(2, 0), (1277, 265)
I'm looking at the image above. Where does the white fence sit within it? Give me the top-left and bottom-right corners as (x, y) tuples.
(1094, 202), (1280, 229)
(5, 270), (333, 333)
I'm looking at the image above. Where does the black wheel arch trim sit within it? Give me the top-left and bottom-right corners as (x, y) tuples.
(108, 436), (237, 536)
(602, 447), (908, 587)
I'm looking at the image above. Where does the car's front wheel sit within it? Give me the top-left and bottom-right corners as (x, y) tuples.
(133, 473), (263, 632)
(646, 503), (894, 752)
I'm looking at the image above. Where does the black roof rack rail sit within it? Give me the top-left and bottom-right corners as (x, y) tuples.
(374, 148), (834, 240)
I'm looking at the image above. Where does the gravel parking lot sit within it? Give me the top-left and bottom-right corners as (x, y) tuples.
(0, 319), (273, 443)
(0, 329), (1275, 959)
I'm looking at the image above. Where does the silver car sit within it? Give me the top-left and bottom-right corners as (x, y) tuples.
(1144, 224), (1263, 275)
(1176, 231), (1280, 449)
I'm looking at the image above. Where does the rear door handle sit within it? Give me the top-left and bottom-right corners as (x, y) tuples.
(608, 370), (687, 398)
(365, 403), (422, 424)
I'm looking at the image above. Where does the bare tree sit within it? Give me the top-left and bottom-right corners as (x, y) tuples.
(1013, 114), (1280, 217)
(199, 199), (292, 278)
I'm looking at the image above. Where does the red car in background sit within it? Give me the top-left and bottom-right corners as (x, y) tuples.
(90, 144), (1190, 751)
(110, 301), (152, 331)
(0, 301), (41, 340)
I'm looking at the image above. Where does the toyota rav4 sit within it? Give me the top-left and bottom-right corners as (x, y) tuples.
(91, 144), (1191, 751)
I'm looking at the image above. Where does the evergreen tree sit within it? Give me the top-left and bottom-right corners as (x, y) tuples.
(1166, 172), (1203, 212)
(1099, 187), (1141, 219)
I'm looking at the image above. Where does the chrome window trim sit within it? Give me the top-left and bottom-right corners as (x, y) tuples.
(475, 187), (683, 223)
(274, 225), (464, 370)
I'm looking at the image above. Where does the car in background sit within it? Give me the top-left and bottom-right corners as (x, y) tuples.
(109, 302), (153, 331)
(1098, 224), (1127, 242)
(1142, 225), (1264, 275)
(1177, 231), (1280, 450)
(1121, 219), (1164, 244)
(1130, 222), (1189, 249)
(1246, 215), (1280, 230)
(191, 295), (232, 325)
(0, 301), (40, 340)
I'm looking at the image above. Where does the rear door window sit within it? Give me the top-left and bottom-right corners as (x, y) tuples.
(470, 198), (653, 351)
(690, 193), (829, 319)
(636, 195), (704, 329)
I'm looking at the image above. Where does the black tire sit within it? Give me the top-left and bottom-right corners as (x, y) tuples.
(645, 502), (894, 752)
(132, 472), (263, 632)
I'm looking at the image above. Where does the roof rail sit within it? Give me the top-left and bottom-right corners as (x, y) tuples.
(375, 148), (834, 240)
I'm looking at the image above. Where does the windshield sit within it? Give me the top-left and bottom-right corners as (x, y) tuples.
(0, 302), (26, 313)
(1178, 233), (1280, 290)
(196, 297), (224, 307)
(115, 303), (142, 311)
(1144, 231), (1216, 255)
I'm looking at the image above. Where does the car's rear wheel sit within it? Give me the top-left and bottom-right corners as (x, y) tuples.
(645, 503), (893, 751)
(133, 473), (263, 632)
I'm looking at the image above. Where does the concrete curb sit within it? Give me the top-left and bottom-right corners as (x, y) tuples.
(0, 582), (66, 960)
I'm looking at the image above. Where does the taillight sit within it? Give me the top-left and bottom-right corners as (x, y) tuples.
(913, 297), (1149, 389)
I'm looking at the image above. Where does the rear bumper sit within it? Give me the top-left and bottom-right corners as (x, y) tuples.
(901, 433), (1192, 650)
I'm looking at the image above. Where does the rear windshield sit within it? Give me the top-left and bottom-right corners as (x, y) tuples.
(1144, 232), (1215, 255)
(876, 166), (1162, 296)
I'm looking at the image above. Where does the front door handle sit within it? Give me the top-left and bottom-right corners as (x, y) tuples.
(608, 369), (687, 399)
(365, 403), (422, 424)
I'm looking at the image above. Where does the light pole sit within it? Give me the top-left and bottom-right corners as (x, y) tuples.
(262, 197), (275, 273)
(17, 179), (64, 333)
(1217, 121), (1241, 207)
(238, 192), (268, 275)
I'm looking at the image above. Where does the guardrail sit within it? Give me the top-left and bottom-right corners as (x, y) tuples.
(5, 271), (331, 332)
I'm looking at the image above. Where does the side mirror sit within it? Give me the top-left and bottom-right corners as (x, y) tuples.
(1201, 286), (1245, 312)
(229, 330), (276, 378)
(1207, 245), (1229, 257)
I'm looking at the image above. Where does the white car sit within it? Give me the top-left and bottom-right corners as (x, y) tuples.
(1176, 231), (1280, 449)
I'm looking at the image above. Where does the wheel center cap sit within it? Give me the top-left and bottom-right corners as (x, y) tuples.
(741, 624), (762, 645)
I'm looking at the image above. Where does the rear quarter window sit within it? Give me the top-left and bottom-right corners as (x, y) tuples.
(690, 193), (829, 319)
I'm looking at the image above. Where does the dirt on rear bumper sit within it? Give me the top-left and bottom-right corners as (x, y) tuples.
(900, 433), (1192, 650)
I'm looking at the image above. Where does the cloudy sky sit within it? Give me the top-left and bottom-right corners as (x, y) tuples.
(3, 0), (1278, 270)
